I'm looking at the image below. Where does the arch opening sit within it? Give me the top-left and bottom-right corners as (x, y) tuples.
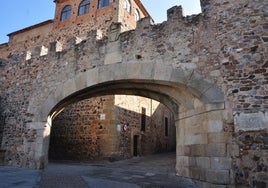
(48, 94), (176, 163)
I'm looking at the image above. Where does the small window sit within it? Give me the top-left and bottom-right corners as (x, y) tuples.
(165, 117), (169, 137)
(124, 0), (131, 13)
(135, 9), (140, 21)
(78, 0), (90, 16)
(141, 107), (146, 132)
(98, 0), (109, 9)
(60, 5), (72, 21)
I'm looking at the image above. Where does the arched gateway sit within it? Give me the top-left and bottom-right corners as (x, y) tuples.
(26, 62), (227, 185)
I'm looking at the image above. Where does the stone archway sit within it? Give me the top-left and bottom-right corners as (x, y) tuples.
(26, 62), (228, 185)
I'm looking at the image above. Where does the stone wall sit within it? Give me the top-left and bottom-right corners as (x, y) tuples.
(49, 95), (115, 161)
(177, 105), (235, 187)
(0, 98), (4, 148)
(234, 131), (268, 188)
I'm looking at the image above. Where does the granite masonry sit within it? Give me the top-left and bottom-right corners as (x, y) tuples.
(0, 0), (267, 187)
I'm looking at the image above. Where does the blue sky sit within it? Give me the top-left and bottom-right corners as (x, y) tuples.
(0, 0), (201, 44)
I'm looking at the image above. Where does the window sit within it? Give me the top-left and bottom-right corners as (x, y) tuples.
(124, 0), (131, 13)
(78, 0), (90, 16)
(135, 9), (140, 21)
(141, 107), (146, 132)
(60, 5), (72, 21)
(98, 0), (109, 9)
(165, 117), (169, 136)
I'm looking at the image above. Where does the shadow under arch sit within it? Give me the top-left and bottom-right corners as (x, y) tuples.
(50, 80), (183, 120)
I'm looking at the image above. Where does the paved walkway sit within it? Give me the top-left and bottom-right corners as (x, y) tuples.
(0, 152), (200, 188)
(0, 166), (40, 188)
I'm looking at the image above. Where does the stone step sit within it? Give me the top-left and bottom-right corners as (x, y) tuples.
(0, 149), (5, 165)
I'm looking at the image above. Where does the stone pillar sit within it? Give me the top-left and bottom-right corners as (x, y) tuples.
(175, 105), (234, 187)
(25, 117), (51, 169)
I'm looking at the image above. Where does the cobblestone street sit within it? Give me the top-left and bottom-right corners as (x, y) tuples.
(38, 152), (199, 188)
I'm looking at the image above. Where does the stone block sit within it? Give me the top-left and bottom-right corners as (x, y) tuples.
(211, 157), (232, 170)
(201, 85), (225, 103)
(54, 84), (64, 103)
(98, 65), (116, 84)
(63, 78), (76, 98)
(169, 68), (192, 85)
(234, 111), (268, 132)
(190, 144), (206, 156)
(208, 120), (223, 133)
(41, 94), (57, 121)
(104, 50), (122, 65)
(206, 169), (230, 184)
(196, 157), (210, 169)
(177, 127), (185, 144)
(140, 62), (155, 80)
(112, 63), (128, 80)
(184, 145), (191, 156)
(176, 145), (184, 155)
(189, 167), (201, 179)
(153, 63), (173, 81)
(184, 133), (208, 145)
(125, 63), (142, 79)
(208, 132), (232, 144)
(189, 157), (196, 167)
(176, 156), (189, 167)
(176, 166), (190, 178)
(186, 71), (214, 99)
(75, 73), (87, 91)
(86, 68), (99, 87)
(206, 144), (227, 157)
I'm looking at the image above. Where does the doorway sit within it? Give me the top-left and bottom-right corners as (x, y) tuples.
(133, 135), (139, 157)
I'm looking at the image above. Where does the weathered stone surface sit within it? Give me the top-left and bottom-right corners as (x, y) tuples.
(196, 157), (210, 169)
(206, 144), (227, 157)
(206, 169), (230, 184)
(211, 157), (232, 170)
(234, 112), (268, 132)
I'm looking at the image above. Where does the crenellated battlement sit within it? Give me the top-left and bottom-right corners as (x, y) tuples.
(2, 5), (205, 63)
